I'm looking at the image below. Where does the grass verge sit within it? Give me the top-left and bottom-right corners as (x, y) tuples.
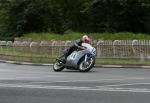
(22, 32), (150, 41)
(0, 46), (150, 65)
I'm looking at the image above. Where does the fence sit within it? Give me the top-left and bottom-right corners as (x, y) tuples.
(96, 40), (150, 59)
(0, 40), (150, 64)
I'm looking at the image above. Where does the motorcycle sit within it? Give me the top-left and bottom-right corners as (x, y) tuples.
(53, 43), (96, 72)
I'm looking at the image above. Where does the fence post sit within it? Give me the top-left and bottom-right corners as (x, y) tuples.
(113, 40), (120, 58)
(140, 40), (144, 61)
(29, 42), (33, 62)
(51, 41), (57, 58)
(97, 40), (103, 58)
(39, 41), (45, 62)
(132, 40), (138, 56)
(0, 41), (2, 54)
(65, 41), (71, 46)
(6, 41), (13, 58)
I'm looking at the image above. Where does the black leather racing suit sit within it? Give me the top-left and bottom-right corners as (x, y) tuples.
(65, 39), (84, 58)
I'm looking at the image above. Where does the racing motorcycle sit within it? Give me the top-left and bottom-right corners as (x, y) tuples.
(53, 43), (96, 72)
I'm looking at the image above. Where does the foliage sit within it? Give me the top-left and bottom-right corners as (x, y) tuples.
(0, 0), (150, 40)
(88, 0), (150, 33)
(22, 32), (150, 41)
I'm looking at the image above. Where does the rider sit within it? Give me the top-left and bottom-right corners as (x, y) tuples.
(62, 35), (91, 63)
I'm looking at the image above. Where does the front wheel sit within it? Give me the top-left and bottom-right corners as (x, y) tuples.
(78, 57), (95, 72)
(53, 60), (65, 72)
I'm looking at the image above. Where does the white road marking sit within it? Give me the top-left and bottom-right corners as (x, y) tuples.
(101, 65), (123, 68)
(0, 83), (90, 90)
(0, 83), (150, 93)
(0, 75), (64, 80)
(96, 83), (150, 87)
(55, 77), (150, 83)
(93, 87), (150, 93)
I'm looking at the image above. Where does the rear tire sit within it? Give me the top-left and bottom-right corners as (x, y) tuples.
(78, 57), (95, 72)
(53, 60), (64, 72)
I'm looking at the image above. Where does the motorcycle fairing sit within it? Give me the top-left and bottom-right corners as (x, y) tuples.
(65, 50), (88, 68)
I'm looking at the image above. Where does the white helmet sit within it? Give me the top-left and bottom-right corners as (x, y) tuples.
(82, 35), (90, 43)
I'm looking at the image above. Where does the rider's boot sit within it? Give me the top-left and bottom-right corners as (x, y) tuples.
(61, 57), (66, 64)
(56, 57), (66, 64)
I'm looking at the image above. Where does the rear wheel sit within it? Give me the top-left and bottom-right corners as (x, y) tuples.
(53, 60), (64, 72)
(78, 57), (95, 72)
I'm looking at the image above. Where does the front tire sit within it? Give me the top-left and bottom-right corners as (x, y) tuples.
(78, 57), (95, 72)
(53, 60), (64, 72)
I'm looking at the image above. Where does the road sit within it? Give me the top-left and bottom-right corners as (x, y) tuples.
(0, 63), (150, 103)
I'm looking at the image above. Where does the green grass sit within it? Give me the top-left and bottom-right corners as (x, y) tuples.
(23, 32), (83, 41)
(0, 46), (58, 63)
(96, 58), (150, 65)
(22, 32), (150, 41)
(2, 30), (150, 64)
(0, 46), (58, 58)
(0, 46), (150, 64)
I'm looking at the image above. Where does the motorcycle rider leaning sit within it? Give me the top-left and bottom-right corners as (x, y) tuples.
(62, 35), (91, 63)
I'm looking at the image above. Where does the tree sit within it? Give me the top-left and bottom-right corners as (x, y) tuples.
(0, 0), (150, 40)
(87, 0), (150, 33)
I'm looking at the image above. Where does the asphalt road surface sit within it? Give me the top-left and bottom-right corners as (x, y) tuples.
(0, 63), (150, 103)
